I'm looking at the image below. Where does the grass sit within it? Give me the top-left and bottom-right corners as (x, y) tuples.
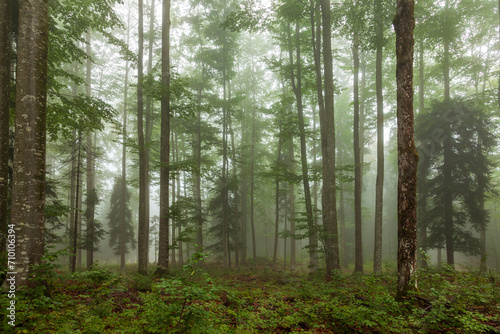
(1, 252), (500, 333)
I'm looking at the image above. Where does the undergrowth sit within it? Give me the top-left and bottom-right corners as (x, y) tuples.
(1, 250), (499, 333)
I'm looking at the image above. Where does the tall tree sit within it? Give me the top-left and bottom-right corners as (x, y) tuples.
(157, 0), (171, 275)
(0, 0), (12, 265)
(320, 0), (340, 277)
(137, 0), (149, 274)
(352, 13), (363, 274)
(373, 0), (385, 274)
(11, 0), (49, 287)
(85, 31), (95, 270)
(394, 0), (418, 300)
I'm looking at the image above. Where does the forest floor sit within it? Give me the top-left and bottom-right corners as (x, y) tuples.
(1, 252), (500, 333)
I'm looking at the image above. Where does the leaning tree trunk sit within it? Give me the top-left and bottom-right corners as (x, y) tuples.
(11, 0), (49, 288)
(0, 0), (12, 267)
(394, 0), (418, 301)
(288, 21), (317, 272)
(157, 0), (171, 276)
(373, 0), (385, 275)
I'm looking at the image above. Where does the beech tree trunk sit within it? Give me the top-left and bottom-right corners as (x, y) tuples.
(137, 0), (149, 274)
(157, 0), (171, 275)
(287, 21), (317, 272)
(321, 0), (340, 277)
(353, 30), (363, 274)
(11, 0), (49, 288)
(394, 0), (418, 301)
(373, 0), (385, 274)
(0, 0), (12, 263)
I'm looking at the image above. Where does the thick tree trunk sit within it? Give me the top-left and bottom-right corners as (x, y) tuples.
(373, 0), (385, 275)
(12, 0), (49, 287)
(157, 0), (170, 275)
(0, 0), (11, 263)
(394, 0), (418, 301)
(321, 0), (340, 277)
(353, 31), (363, 274)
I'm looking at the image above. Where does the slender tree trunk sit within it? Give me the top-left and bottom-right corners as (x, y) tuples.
(373, 0), (384, 274)
(85, 31), (95, 271)
(288, 139), (296, 270)
(0, 0), (11, 263)
(321, 0), (340, 276)
(442, 0), (454, 266)
(194, 84), (203, 249)
(417, 38), (428, 269)
(250, 94), (257, 263)
(72, 133), (82, 273)
(171, 129), (176, 266)
(137, 0), (149, 274)
(273, 123), (283, 268)
(157, 0), (170, 275)
(120, 4), (131, 272)
(288, 21), (317, 271)
(498, 0), (500, 108)
(353, 30), (363, 274)
(394, 0), (418, 300)
(228, 84), (240, 267)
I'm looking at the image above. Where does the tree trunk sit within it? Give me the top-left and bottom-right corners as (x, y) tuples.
(194, 84), (203, 249)
(273, 122), (283, 268)
(85, 31), (95, 271)
(442, 0), (454, 266)
(157, 0), (170, 275)
(394, 0), (418, 301)
(353, 30), (363, 274)
(373, 0), (384, 274)
(288, 21), (317, 272)
(171, 129), (176, 266)
(137, 0), (149, 274)
(121, 4), (131, 272)
(0, 0), (11, 264)
(250, 94), (257, 263)
(321, 0), (340, 277)
(287, 139), (296, 270)
(71, 133), (82, 273)
(11, 0), (49, 287)
(417, 38), (428, 269)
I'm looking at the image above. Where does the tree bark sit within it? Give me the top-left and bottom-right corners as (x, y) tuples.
(0, 0), (11, 264)
(320, 0), (340, 277)
(85, 31), (95, 271)
(394, 0), (418, 301)
(352, 29), (363, 274)
(157, 0), (171, 275)
(373, 0), (385, 274)
(11, 0), (49, 287)
(137, 0), (149, 274)
(287, 20), (317, 271)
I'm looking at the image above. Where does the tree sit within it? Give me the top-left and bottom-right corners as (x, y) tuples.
(320, 0), (340, 277)
(373, 0), (385, 275)
(11, 0), (49, 288)
(0, 0), (12, 269)
(137, 0), (149, 275)
(157, 0), (171, 275)
(108, 177), (136, 270)
(416, 99), (496, 264)
(394, 0), (418, 301)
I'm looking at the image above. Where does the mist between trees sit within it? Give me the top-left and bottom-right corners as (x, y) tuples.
(1, 0), (500, 305)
